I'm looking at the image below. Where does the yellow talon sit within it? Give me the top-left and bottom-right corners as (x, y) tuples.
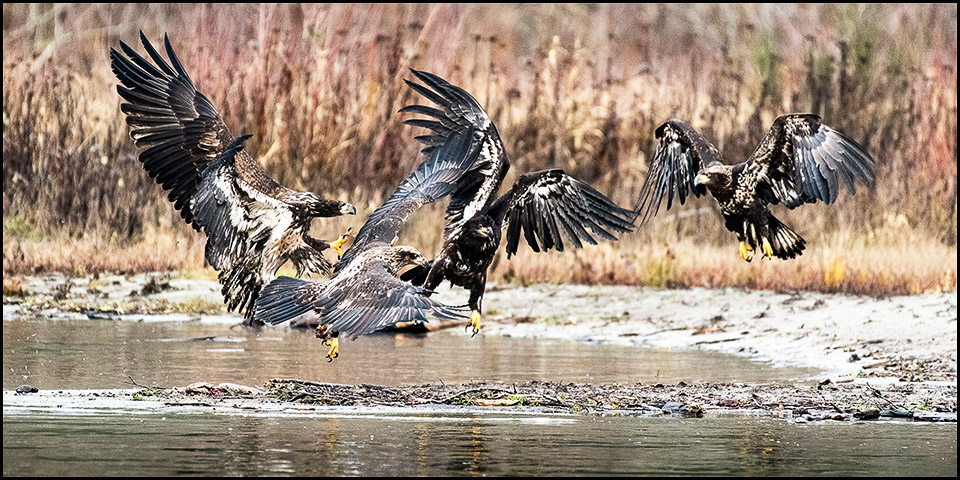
(329, 227), (354, 259)
(761, 237), (774, 258)
(467, 310), (481, 337)
(323, 337), (339, 362)
(739, 241), (753, 262)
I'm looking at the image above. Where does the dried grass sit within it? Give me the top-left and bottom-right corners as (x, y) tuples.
(3, 4), (957, 294)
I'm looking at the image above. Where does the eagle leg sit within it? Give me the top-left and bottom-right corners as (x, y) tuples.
(316, 326), (340, 362)
(739, 241), (754, 262)
(466, 279), (485, 338)
(466, 310), (481, 337)
(761, 238), (774, 259)
(322, 336), (340, 362)
(329, 227), (354, 259)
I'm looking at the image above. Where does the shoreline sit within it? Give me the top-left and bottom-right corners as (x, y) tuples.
(3, 379), (956, 423)
(4, 273), (956, 382)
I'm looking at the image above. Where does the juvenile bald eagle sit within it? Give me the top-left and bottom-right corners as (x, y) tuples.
(110, 33), (355, 325)
(399, 70), (635, 335)
(254, 128), (480, 360)
(634, 116), (875, 261)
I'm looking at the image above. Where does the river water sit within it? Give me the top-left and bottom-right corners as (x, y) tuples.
(3, 317), (957, 476)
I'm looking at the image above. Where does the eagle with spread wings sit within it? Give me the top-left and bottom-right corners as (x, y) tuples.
(110, 33), (355, 325)
(634, 116), (876, 261)
(399, 70), (636, 335)
(254, 128), (481, 360)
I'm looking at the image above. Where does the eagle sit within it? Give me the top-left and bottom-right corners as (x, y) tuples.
(398, 70), (635, 335)
(110, 33), (356, 326)
(254, 126), (481, 360)
(633, 116), (876, 261)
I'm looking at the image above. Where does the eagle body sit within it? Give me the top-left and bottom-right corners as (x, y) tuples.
(254, 121), (480, 354)
(422, 216), (500, 312)
(635, 115), (875, 261)
(400, 70), (635, 325)
(111, 33), (355, 325)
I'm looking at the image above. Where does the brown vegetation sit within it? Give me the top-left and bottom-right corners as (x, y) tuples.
(3, 4), (957, 294)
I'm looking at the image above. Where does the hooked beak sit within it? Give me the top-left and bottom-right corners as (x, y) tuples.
(340, 203), (357, 216)
(694, 173), (710, 187)
(477, 226), (495, 238)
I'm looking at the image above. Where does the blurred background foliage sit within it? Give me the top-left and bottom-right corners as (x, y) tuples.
(2, 4), (956, 293)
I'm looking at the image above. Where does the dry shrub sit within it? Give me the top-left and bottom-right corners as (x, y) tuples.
(2, 4), (957, 295)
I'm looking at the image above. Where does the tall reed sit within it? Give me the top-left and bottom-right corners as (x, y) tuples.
(3, 4), (956, 293)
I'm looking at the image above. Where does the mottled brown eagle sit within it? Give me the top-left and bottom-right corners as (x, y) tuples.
(399, 70), (635, 335)
(254, 128), (481, 360)
(633, 115), (875, 261)
(110, 33), (355, 325)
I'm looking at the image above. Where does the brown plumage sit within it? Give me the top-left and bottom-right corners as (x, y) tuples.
(398, 70), (635, 335)
(254, 125), (480, 359)
(110, 32), (356, 325)
(634, 115), (876, 261)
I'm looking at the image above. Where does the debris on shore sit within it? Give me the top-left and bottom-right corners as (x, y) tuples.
(9, 378), (953, 423)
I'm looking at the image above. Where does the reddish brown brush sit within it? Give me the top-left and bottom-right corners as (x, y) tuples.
(3, 4), (956, 294)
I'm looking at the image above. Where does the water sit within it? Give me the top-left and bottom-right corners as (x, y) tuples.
(3, 317), (956, 476)
(2, 318), (816, 389)
(3, 411), (955, 476)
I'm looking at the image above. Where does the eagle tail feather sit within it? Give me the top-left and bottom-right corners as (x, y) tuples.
(218, 260), (265, 326)
(767, 214), (806, 260)
(254, 276), (316, 326)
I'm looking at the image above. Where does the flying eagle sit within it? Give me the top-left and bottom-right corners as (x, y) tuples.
(110, 33), (356, 326)
(399, 70), (635, 335)
(633, 116), (875, 261)
(254, 127), (480, 360)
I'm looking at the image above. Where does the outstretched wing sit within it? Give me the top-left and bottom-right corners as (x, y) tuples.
(335, 128), (479, 271)
(400, 69), (509, 238)
(256, 273), (468, 339)
(490, 169), (635, 257)
(749, 114), (876, 208)
(633, 120), (723, 226)
(110, 32), (233, 229)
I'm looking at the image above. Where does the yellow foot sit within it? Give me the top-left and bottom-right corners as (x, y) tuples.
(329, 227), (354, 259)
(466, 310), (481, 338)
(322, 337), (339, 362)
(761, 237), (774, 258)
(739, 241), (754, 262)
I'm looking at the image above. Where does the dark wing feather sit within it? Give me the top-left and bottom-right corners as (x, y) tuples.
(749, 114), (876, 208)
(111, 32), (233, 228)
(256, 270), (468, 339)
(492, 169), (635, 258)
(400, 69), (509, 238)
(335, 128), (480, 271)
(633, 120), (722, 226)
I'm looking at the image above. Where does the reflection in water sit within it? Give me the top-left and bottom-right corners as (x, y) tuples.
(3, 413), (956, 476)
(7, 318), (953, 475)
(2, 319), (816, 390)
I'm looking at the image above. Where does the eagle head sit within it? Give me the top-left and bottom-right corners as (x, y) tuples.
(299, 194), (356, 217)
(464, 216), (497, 240)
(338, 202), (357, 216)
(387, 246), (431, 274)
(694, 165), (733, 195)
